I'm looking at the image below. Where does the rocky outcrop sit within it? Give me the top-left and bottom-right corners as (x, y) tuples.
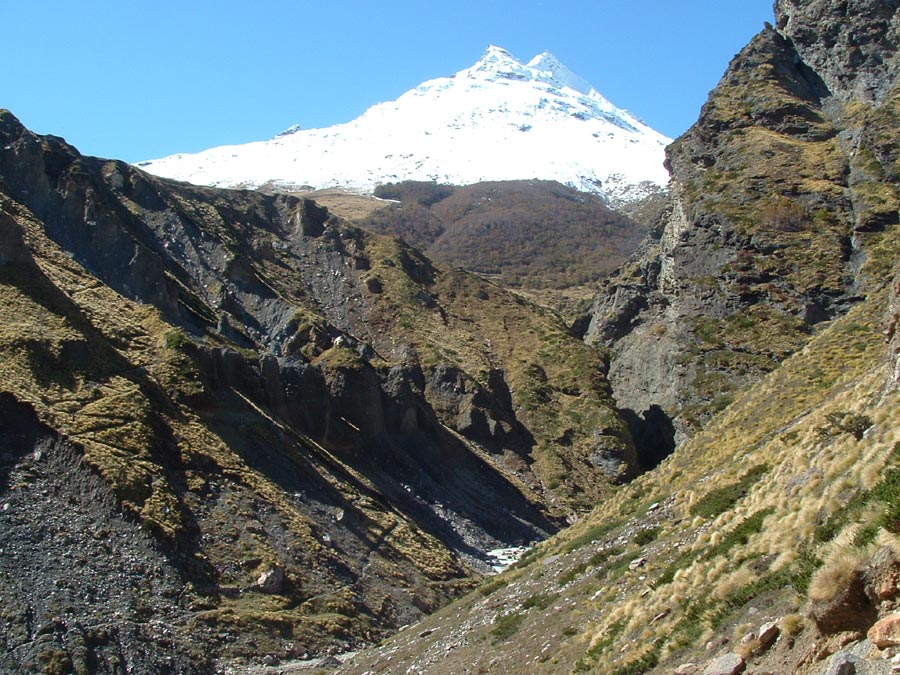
(775, 0), (900, 105)
(424, 364), (523, 449)
(586, 1), (900, 446)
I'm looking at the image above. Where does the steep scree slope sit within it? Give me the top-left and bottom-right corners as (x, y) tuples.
(0, 109), (636, 671)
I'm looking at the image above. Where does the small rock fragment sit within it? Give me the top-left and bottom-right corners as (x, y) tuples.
(869, 614), (900, 648)
(255, 568), (285, 594)
(701, 653), (745, 675)
(823, 651), (859, 675)
(757, 620), (779, 647)
(673, 664), (699, 675)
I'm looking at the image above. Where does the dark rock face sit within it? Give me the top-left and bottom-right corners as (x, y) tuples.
(586, 1), (900, 444)
(0, 395), (210, 675)
(424, 364), (524, 449)
(811, 567), (878, 634)
(776, 0), (900, 104)
(0, 107), (636, 669)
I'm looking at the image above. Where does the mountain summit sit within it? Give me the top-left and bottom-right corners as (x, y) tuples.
(137, 46), (671, 204)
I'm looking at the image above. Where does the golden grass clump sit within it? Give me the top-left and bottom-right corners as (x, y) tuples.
(779, 613), (807, 636)
(807, 546), (867, 602)
(714, 566), (757, 601)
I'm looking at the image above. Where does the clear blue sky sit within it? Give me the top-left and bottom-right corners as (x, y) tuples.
(2, 1), (774, 163)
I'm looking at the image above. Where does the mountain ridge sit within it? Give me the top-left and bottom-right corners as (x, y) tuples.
(136, 46), (671, 205)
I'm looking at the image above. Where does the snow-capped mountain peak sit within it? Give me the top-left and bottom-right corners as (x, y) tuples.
(461, 45), (534, 82)
(460, 46), (597, 98)
(527, 50), (595, 96)
(137, 46), (672, 205)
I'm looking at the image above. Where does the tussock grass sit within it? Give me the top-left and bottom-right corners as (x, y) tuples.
(539, 288), (900, 674)
(808, 546), (868, 602)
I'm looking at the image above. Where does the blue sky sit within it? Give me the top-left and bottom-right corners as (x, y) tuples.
(3, 1), (774, 163)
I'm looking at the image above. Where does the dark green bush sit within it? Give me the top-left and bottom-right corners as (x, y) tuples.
(819, 410), (873, 441)
(163, 329), (188, 350)
(522, 592), (557, 610)
(491, 612), (525, 642)
(634, 526), (661, 546)
(691, 465), (769, 519)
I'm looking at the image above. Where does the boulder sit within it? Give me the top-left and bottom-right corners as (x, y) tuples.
(255, 568), (285, 594)
(811, 568), (876, 634)
(823, 651), (860, 675)
(863, 546), (900, 602)
(701, 653), (745, 675)
(868, 613), (900, 649)
(757, 620), (779, 648)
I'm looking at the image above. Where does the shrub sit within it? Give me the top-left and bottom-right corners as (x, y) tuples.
(491, 612), (525, 642)
(735, 637), (763, 660)
(634, 526), (661, 546)
(522, 592), (557, 610)
(808, 548), (866, 602)
(764, 196), (808, 232)
(818, 411), (873, 440)
(780, 613), (807, 636)
(38, 649), (73, 675)
(691, 465), (769, 519)
(163, 329), (188, 350)
(837, 413), (873, 440)
(870, 465), (900, 533)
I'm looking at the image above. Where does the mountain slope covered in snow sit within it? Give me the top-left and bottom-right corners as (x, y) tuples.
(138, 46), (671, 204)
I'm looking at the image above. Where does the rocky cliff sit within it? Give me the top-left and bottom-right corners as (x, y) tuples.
(0, 109), (637, 672)
(586, 1), (900, 450)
